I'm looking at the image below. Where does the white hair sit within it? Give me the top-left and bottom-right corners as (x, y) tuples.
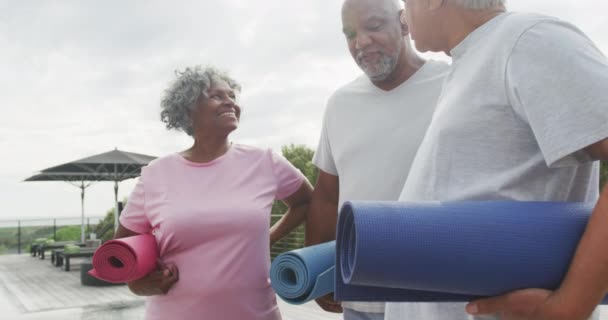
(451, 0), (506, 9)
(160, 66), (241, 136)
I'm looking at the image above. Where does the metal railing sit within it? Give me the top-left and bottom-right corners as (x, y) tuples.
(1, 214), (304, 257)
(270, 215), (306, 259)
(0, 216), (104, 255)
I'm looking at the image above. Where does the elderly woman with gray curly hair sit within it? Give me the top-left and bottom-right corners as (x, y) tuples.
(114, 65), (312, 320)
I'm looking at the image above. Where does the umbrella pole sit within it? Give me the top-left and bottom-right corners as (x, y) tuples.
(80, 181), (85, 243)
(114, 181), (119, 232)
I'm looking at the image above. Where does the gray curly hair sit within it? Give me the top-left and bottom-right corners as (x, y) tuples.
(160, 66), (241, 136)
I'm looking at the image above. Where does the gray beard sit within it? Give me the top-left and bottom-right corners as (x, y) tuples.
(357, 53), (398, 82)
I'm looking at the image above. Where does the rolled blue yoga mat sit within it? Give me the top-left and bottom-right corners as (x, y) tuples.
(270, 241), (335, 304)
(336, 201), (608, 303)
(271, 241), (474, 304)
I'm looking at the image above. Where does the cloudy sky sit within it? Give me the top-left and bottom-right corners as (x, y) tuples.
(0, 0), (606, 222)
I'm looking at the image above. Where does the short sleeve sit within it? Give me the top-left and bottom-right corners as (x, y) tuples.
(506, 20), (608, 167)
(270, 151), (305, 200)
(312, 103), (339, 175)
(119, 175), (152, 234)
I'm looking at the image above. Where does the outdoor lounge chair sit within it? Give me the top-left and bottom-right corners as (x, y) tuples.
(30, 238), (49, 257)
(30, 243), (41, 257)
(38, 241), (85, 260)
(55, 248), (97, 271)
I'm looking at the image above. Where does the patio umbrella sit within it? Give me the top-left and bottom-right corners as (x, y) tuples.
(24, 149), (156, 242)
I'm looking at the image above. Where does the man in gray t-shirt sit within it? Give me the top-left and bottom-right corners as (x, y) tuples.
(386, 1), (608, 320)
(306, 0), (449, 319)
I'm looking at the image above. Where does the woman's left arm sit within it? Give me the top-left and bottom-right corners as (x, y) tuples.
(270, 180), (313, 246)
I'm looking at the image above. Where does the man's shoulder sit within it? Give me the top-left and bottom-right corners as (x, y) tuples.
(467, 12), (564, 62)
(502, 12), (555, 23)
(502, 13), (593, 62)
(495, 12), (560, 36)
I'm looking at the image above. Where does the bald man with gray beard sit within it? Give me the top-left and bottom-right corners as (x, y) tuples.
(305, 0), (449, 319)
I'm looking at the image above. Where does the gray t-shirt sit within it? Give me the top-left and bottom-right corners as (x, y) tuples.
(386, 12), (608, 320)
(314, 60), (450, 313)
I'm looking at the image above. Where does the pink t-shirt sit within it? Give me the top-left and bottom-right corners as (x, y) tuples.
(120, 144), (305, 320)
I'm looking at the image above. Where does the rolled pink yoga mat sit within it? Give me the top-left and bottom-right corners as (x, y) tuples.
(89, 234), (158, 283)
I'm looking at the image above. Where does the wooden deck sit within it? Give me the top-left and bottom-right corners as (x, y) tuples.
(0, 254), (341, 320)
(3, 254), (607, 320)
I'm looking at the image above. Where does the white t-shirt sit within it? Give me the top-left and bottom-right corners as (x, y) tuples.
(313, 60), (450, 313)
(386, 12), (608, 320)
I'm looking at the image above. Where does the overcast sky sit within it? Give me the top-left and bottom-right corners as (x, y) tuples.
(0, 1), (606, 222)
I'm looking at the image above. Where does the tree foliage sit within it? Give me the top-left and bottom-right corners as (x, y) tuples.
(93, 203), (127, 242)
(270, 144), (317, 257)
(55, 226), (82, 241)
(281, 144), (319, 185)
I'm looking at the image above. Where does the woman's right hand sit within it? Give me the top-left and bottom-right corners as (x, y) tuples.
(127, 260), (179, 296)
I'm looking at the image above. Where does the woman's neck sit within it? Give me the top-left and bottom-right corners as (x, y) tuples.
(182, 137), (231, 163)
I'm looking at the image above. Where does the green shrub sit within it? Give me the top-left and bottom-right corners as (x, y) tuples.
(64, 244), (80, 253)
(95, 208), (117, 242)
(55, 226), (81, 241)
